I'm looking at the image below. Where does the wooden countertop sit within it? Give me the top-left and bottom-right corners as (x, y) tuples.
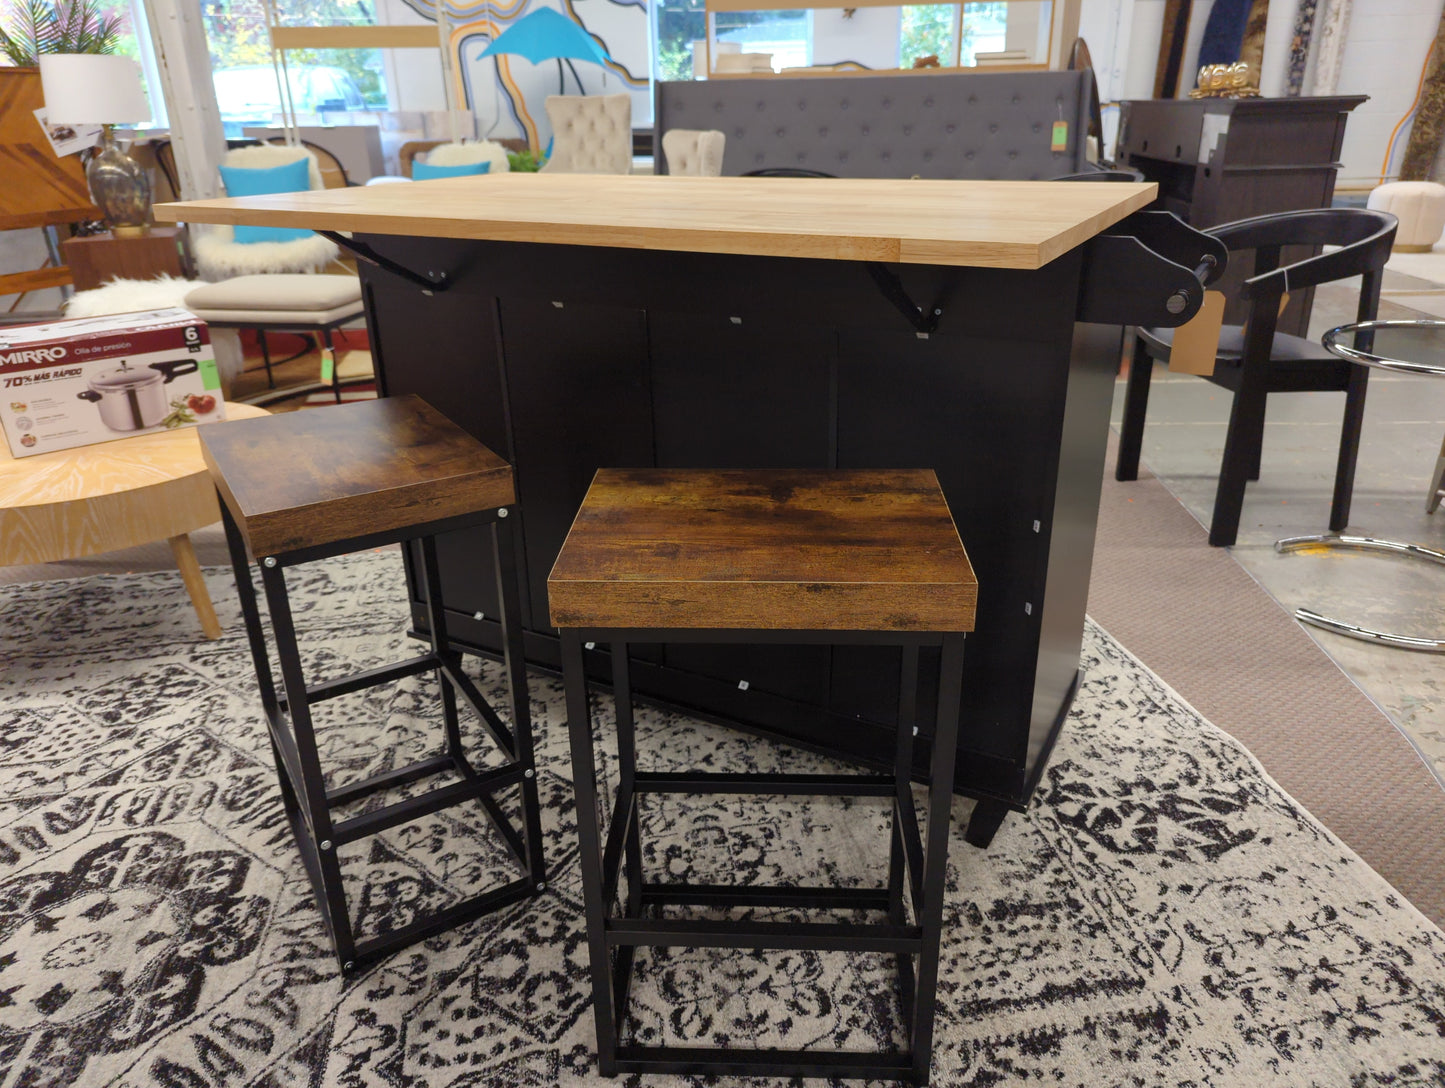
(155, 174), (1156, 270)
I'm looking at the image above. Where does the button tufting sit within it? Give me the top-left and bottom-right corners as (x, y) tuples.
(924, 97), (934, 107)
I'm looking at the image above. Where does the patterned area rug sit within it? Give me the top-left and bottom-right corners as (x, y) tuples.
(2, 549), (1444, 1087)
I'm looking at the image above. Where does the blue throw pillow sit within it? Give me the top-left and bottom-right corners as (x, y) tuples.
(412, 159), (491, 180)
(218, 157), (314, 244)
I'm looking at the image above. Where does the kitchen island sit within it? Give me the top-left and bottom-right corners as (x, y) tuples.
(158, 174), (1219, 845)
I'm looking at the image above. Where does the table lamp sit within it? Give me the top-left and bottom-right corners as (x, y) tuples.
(39, 54), (153, 237)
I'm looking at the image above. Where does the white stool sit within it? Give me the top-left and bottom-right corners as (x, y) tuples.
(1368, 181), (1445, 252)
(184, 274), (368, 404)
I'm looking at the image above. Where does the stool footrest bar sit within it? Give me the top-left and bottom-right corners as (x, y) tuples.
(332, 762), (525, 845)
(442, 661), (518, 761)
(473, 787), (530, 866)
(639, 882), (893, 911)
(327, 754), (454, 808)
(635, 771), (896, 797)
(307, 653), (439, 703)
(601, 790), (636, 907)
(348, 875), (535, 971)
(611, 1045), (914, 1080)
(895, 790), (926, 907)
(605, 917), (922, 953)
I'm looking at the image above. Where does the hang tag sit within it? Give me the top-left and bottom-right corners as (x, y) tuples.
(1051, 120), (1069, 152)
(320, 355), (335, 384)
(1167, 290), (1226, 376)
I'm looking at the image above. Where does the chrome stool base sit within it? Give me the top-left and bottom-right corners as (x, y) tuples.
(1275, 534), (1445, 653)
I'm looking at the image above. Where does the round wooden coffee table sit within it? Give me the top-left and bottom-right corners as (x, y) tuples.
(0, 402), (269, 638)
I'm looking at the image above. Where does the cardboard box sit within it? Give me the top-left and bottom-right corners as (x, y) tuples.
(0, 308), (225, 458)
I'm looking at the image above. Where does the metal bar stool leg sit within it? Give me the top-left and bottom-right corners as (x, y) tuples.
(909, 633), (966, 1086)
(494, 518), (546, 887)
(890, 643), (921, 1030)
(562, 631), (620, 1076)
(610, 642), (643, 1020)
(259, 557), (357, 969)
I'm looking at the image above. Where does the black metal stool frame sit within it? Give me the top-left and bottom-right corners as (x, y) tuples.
(561, 626), (966, 1085)
(220, 501), (546, 974)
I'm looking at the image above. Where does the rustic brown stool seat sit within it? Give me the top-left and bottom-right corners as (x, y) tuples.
(202, 395), (544, 974)
(550, 468), (976, 1085)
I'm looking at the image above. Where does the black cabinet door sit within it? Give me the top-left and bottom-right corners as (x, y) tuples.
(837, 329), (1063, 770)
(499, 298), (654, 629)
(649, 312), (836, 708)
(363, 263), (510, 628)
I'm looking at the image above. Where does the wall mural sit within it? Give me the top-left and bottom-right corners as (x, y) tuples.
(399, 0), (650, 149)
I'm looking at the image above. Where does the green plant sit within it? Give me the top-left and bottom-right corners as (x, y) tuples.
(0, 0), (125, 66)
(507, 149), (546, 173)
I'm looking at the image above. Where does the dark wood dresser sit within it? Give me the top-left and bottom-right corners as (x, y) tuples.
(1117, 96), (1365, 334)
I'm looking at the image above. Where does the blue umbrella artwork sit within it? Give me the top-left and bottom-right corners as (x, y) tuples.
(479, 6), (612, 96)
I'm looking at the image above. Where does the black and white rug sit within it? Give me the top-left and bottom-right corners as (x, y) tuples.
(2, 549), (1443, 1087)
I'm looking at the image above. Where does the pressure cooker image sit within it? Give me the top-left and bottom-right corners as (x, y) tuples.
(75, 359), (199, 432)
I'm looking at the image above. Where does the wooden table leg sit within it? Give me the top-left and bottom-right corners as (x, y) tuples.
(169, 533), (222, 639)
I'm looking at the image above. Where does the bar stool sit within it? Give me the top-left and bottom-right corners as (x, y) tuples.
(201, 395), (545, 973)
(549, 468), (977, 1085)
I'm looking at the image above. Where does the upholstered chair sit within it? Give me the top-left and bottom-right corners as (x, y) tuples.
(420, 139), (510, 176)
(541, 94), (632, 175)
(192, 143), (339, 281)
(661, 128), (725, 177)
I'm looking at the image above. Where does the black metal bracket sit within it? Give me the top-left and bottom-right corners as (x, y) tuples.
(866, 262), (942, 334)
(317, 231), (450, 294)
(1076, 211), (1229, 327)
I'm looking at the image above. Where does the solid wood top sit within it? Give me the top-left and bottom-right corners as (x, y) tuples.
(154, 174), (1157, 270)
(548, 468), (977, 632)
(0, 403), (268, 509)
(200, 395), (514, 558)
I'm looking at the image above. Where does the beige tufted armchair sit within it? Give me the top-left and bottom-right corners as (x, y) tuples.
(661, 128), (725, 177)
(542, 94), (632, 175)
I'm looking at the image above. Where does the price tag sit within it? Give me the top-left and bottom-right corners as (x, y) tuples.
(320, 355), (335, 384)
(1051, 120), (1069, 152)
(1168, 290), (1226, 375)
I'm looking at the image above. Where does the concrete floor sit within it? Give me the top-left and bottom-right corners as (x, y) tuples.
(1111, 268), (1445, 786)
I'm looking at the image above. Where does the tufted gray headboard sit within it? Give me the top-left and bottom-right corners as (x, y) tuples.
(654, 70), (1094, 180)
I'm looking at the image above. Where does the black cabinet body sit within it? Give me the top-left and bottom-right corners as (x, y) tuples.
(361, 226), (1189, 844)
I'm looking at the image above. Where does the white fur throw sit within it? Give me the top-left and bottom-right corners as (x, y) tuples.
(422, 140), (510, 175)
(192, 227), (340, 281)
(64, 274), (244, 394)
(193, 142), (339, 281)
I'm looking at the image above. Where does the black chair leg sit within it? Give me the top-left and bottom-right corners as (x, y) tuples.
(1245, 400), (1264, 481)
(1210, 381), (1268, 547)
(1115, 335), (1154, 481)
(259, 329), (275, 389)
(1330, 364), (1369, 532)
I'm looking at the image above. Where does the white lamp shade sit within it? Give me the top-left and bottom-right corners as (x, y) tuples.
(39, 54), (150, 125)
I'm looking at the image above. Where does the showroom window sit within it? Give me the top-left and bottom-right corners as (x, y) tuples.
(202, 0), (387, 137)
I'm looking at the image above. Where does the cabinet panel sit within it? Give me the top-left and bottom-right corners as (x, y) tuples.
(500, 299), (653, 627)
(649, 313), (836, 707)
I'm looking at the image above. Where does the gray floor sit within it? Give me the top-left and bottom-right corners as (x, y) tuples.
(1112, 271), (1445, 786)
